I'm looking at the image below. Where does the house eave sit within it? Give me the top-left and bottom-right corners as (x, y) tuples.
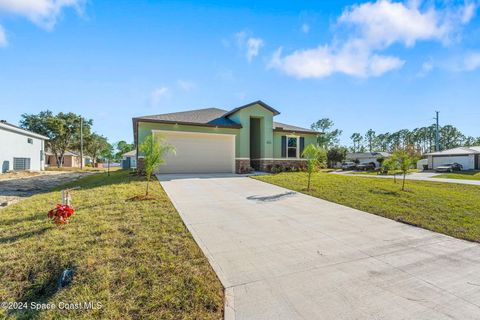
(273, 128), (320, 135)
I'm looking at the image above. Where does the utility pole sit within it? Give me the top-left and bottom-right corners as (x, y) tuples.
(434, 111), (440, 152)
(80, 117), (84, 170)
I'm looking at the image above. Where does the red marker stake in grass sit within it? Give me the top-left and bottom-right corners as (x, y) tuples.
(48, 188), (78, 225)
(48, 204), (75, 225)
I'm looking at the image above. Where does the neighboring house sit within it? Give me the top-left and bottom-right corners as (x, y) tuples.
(426, 147), (480, 170)
(132, 100), (320, 173)
(0, 120), (48, 173)
(122, 150), (137, 169)
(346, 152), (391, 168)
(45, 150), (90, 168)
(417, 158), (428, 171)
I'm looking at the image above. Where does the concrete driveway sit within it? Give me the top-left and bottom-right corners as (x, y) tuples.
(159, 174), (480, 320)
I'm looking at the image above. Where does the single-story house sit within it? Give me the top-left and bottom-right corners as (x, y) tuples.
(122, 150), (137, 169)
(132, 100), (320, 173)
(426, 147), (480, 170)
(345, 152), (391, 168)
(0, 120), (48, 172)
(45, 150), (91, 168)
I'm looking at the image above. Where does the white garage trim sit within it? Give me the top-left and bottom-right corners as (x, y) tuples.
(152, 130), (235, 173)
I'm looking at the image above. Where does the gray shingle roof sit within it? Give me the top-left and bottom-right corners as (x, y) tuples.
(134, 106), (317, 133)
(273, 121), (317, 134)
(136, 108), (236, 126)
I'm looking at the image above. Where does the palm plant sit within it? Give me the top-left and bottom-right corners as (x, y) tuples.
(139, 134), (175, 196)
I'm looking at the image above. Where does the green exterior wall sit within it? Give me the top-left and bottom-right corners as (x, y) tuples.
(227, 104), (274, 159)
(273, 131), (318, 159)
(136, 102), (318, 160)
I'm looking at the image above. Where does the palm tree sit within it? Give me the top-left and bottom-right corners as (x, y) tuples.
(139, 134), (175, 196)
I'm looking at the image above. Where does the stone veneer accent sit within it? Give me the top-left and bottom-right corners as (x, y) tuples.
(251, 159), (307, 172)
(235, 159), (251, 174)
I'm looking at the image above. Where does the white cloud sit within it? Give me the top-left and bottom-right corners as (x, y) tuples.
(269, 44), (404, 78)
(461, 2), (477, 24)
(235, 31), (264, 62)
(177, 80), (196, 91)
(462, 52), (480, 71)
(0, 25), (6, 47)
(246, 37), (263, 62)
(338, 1), (448, 48)
(301, 23), (310, 34)
(150, 87), (170, 107)
(417, 59), (434, 76)
(0, 0), (85, 30)
(270, 0), (477, 78)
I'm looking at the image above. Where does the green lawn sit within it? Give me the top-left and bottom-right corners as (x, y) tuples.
(254, 172), (480, 242)
(0, 171), (223, 320)
(433, 171), (480, 180)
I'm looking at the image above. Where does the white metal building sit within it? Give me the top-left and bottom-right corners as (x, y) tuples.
(426, 147), (480, 170)
(0, 120), (49, 172)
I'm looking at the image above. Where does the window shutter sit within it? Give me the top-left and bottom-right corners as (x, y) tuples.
(300, 137), (305, 157)
(281, 136), (286, 157)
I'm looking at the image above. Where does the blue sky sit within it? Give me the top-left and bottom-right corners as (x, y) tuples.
(0, 0), (479, 145)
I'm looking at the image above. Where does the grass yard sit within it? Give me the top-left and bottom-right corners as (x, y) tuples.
(0, 171), (223, 320)
(433, 171), (480, 180)
(254, 172), (480, 242)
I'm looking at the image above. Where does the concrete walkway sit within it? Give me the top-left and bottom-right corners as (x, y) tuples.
(332, 171), (480, 186)
(158, 174), (480, 320)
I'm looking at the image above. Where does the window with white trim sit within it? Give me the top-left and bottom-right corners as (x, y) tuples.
(287, 137), (298, 158)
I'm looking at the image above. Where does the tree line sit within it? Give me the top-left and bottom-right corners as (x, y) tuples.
(350, 125), (480, 154)
(311, 118), (480, 154)
(20, 111), (134, 167)
(310, 118), (480, 168)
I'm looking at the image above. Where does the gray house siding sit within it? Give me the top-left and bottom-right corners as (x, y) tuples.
(0, 122), (47, 172)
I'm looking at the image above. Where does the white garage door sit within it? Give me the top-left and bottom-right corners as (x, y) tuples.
(432, 155), (473, 170)
(154, 130), (235, 173)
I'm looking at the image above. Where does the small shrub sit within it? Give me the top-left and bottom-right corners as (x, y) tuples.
(271, 165), (284, 174)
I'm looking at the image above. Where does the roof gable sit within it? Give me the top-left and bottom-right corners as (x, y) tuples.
(222, 100), (280, 118)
